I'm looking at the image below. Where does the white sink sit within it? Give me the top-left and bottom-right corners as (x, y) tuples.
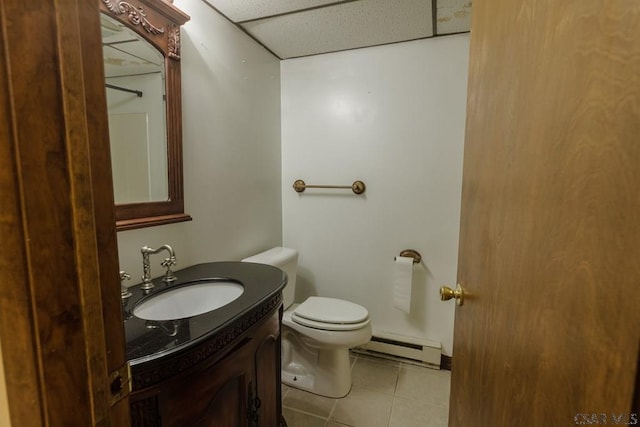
(133, 280), (244, 321)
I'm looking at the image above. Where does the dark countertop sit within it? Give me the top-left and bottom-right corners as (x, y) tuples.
(123, 262), (286, 379)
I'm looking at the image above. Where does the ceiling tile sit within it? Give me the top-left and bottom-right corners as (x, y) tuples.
(203, 0), (345, 23)
(102, 14), (163, 78)
(241, 0), (433, 59)
(436, 0), (472, 35)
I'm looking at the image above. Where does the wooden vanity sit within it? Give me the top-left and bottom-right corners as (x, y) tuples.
(123, 262), (286, 426)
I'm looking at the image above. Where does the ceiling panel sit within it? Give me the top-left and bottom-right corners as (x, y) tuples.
(201, 0), (470, 59)
(436, 0), (472, 35)
(101, 14), (164, 78)
(241, 0), (433, 59)
(203, 0), (346, 22)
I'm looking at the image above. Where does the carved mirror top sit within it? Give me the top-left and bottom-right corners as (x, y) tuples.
(100, 0), (188, 60)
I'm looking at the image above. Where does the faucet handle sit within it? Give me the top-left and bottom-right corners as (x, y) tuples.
(160, 257), (177, 283)
(120, 270), (132, 300)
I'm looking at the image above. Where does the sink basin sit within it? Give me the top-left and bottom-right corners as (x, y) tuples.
(133, 280), (244, 321)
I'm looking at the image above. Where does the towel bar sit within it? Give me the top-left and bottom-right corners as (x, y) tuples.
(293, 179), (365, 195)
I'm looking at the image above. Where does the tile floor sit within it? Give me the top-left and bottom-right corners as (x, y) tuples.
(282, 353), (451, 427)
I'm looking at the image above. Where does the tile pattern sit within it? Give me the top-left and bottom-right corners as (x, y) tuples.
(282, 353), (450, 427)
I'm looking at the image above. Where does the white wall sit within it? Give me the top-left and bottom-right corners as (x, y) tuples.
(281, 34), (469, 355)
(117, 0), (282, 280)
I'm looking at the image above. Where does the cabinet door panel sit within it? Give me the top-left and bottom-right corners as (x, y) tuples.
(254, 313), (282, 426)
(161, 339), (254, 426)
(190, 377), (246, 427)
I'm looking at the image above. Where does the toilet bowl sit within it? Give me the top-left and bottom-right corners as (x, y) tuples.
(242, 247), (372, 398)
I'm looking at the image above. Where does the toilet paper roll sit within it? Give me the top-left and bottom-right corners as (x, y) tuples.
(393, 256), (414, 314)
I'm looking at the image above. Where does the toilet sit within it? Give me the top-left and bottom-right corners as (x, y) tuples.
(242, 247), (372, 398)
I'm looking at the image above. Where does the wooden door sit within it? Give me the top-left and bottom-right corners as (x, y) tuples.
(450, 1), (640, 425)
(0, 0), (129, 425)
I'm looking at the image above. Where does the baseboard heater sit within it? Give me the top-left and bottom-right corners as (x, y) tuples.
(353, 332), (442, 368)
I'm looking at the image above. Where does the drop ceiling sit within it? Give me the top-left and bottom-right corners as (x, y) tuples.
(101, 14), (163, 78)
(203, 0), (472, 59)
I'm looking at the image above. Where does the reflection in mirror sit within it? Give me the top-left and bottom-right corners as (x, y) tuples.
(102, 13), (168, 204)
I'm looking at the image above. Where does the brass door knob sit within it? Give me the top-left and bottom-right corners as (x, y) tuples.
(440, 284), (465, 306)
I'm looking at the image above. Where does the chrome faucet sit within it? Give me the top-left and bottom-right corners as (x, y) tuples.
(140, 244), (177, 290)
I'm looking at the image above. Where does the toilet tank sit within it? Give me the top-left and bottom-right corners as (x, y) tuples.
(242, 247), (298, 309)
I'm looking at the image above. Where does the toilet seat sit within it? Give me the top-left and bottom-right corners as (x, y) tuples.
(292, 297), (369, 331)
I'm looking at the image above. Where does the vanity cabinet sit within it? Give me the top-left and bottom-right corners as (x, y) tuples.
(124, 262), (288, 427)
(130, 308), (282, 427)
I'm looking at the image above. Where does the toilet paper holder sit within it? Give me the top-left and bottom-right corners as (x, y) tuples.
(395, 249), (421, 264)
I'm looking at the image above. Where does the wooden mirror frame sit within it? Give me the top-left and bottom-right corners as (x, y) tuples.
(99, 0), (191, 231)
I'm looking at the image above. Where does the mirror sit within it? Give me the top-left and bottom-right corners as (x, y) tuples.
(103, 13), (167, 204)
(99, 0), (190, 230)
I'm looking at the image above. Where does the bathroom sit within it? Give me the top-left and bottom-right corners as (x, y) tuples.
(118, 1), (468, 362)
(2, 0), (467, 422)
(3, 0), (638, 426)
(116, 0), (467, 359)
(111, 1), (467, 424)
